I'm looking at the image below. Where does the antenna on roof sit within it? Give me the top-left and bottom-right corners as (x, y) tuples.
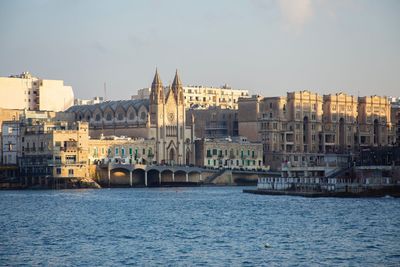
(104, 82), (107, 101)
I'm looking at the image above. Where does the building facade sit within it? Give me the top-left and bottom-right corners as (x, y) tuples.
(195, 136), (264, 170)
(19, 121), (89, 180)
(0, 72), (74, 112)
(239, 91), (395, 170)
(186, 107), (238, 139)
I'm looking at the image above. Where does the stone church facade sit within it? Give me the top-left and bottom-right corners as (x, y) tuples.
(67, 70), (195, 165)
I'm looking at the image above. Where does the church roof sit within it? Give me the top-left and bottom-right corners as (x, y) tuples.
(66, 99), (149, 113)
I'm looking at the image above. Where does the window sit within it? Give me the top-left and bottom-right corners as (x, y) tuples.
(117, 113), (124, 121)
(95, 114), (101, 121)
(115, 148), (119, 155)
(68, 169), (74, 176)
(56, 168), (61, 175)
(129, 112), (135, 120)
(140, 112), (146, 120)
(106, 113), (112, 121)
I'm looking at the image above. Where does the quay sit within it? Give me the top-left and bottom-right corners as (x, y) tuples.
(244, 164), (400, 198)
(243, 186), (400, 198)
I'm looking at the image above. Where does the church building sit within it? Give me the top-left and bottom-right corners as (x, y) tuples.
(67, 70), (195, 165)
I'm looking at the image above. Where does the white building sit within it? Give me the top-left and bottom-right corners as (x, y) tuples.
(0, 72), (74, 112)
(132, 85), (249, 110)
(74, 96), (104, 106)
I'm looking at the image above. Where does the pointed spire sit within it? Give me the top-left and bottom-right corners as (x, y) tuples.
(152, 68), (162, 88)
(171, 69), (182, 89)
(150, 68), (164, 104)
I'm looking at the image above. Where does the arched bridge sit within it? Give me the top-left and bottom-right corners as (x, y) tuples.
(106, 163), (206, 186)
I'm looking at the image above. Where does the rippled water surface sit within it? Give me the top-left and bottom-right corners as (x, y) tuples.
(1, 187), (399, 266)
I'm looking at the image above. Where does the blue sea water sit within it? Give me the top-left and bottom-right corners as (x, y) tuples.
(0, 187), (399, 266)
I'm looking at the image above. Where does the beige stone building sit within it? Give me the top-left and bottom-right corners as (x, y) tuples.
(357, 96), (392, 147)
(0, 72), (74, 112)
(238, 91), (395, 170)
(195, 136), (264, 170)
(132, 85), (249, 110)
(322, 93), (358, 153)
(19, 121), (89, 180)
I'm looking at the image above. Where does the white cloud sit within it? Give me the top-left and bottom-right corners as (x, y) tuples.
(278, 0), (313, 33)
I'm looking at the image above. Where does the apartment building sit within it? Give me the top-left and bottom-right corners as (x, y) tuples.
(0, 72), (74, 112)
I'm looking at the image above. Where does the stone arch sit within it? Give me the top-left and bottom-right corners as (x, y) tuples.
(110, 168), (130, 185)
(161, 169), (173, 183)
(132, 169), (146, 185)
(174, 170), (187, 182)
(147, 169), (160, 186)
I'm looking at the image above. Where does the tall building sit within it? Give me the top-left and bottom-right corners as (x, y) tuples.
(67, 70), (195, 165)
(132, 84), (249, 109)
(0, 72), (74, 112)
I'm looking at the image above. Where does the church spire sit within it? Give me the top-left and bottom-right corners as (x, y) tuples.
(171, 69), (184, 104)
(150, 68), (164, 104)
(152, 68), (162, 88)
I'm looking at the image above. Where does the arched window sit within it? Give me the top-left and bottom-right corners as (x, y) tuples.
(129, 112), (135, 120)
(106, 113), (112, 121)
(140, 112), (146, 120)
(95, 114), (101, 121)
(117, 112), (124, 121)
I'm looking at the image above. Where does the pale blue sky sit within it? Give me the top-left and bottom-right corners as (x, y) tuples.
(0, 0), (399, 99)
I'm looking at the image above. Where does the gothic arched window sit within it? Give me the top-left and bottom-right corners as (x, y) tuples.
(106, 113), (112, 121)
(117, 112), (124, 121)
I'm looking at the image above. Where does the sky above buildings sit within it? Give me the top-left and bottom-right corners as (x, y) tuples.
(0, 0), (399, 100)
